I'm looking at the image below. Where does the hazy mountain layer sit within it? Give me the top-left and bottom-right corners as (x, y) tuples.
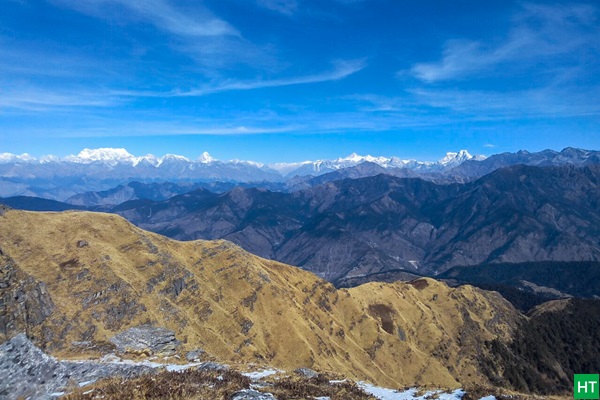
(109, 164), (600, 281)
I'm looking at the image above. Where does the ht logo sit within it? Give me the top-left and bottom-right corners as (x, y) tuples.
(575, 374), (599, 399)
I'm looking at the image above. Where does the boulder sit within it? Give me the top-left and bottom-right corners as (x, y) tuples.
(109, 325), (180, 355)
(294, 367), (319, 378)
(185, 348), (205, 361)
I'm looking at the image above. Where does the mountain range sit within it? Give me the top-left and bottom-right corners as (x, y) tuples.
(2, 147), (600, 202)
(104, 164), (600, 283)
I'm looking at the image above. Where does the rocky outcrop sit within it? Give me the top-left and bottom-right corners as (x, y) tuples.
(0, 255), (54, 341)
(109, 325), (180, 355)
(185, 348), (205, 361)
(231, 389), (277, 400)
(294, 367), (319, 378)
(0, 333), (156, 400)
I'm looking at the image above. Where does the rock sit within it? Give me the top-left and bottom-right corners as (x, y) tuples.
(0, 256), (55, 341)
(294, 367), (319, 378)
(0, 333), (156, 400)
(196, 361), (228, 371)
(76, 240), (89, 248)
(185, 348), (205, 361)
(230, 389), (277, 400)
(109, 325), (180, 355)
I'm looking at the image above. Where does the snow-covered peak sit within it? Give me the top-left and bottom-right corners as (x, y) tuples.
(67, 148), (136, 164)
(0, 153), (35, 164)
(438, 150), (485, 166)
(158, 154), (190, 165)
(39, 155), (60, 164)
(229, 159), (265, 168)
(339, 153), (363, 162)
(197, 152), (216, 163)
(135, 154), (160, 167)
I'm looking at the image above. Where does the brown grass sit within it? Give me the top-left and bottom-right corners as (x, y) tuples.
(266, 374), (376, 400)
(64, 369), (251, 400)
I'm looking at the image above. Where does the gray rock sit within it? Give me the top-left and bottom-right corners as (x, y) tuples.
(0, 333), (156, 400)
(185, 348), (205, 361)
(109, 325), (180, 355)
(230, 389), (277, 400)
(0, 256), (55, 340)
(196, 361), (228, 371)
(294, 367), (319, 378)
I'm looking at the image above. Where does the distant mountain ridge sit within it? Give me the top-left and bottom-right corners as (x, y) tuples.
(3, 146), (600, 202)
(105, 164), (600, 281)
(0, 147), (485, 200)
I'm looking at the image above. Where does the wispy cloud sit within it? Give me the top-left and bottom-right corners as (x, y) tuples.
(117, 59), (367, 97)
(409, 84), (600, 119)
(257, 0), (298, 16)
(49, 0), (275, 73)
(52, 0), (237, 37)
(409, 3), (599, 82)
(0, 86), (125, 111)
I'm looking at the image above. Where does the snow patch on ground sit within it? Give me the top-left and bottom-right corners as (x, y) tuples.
(242, 369), (281, 380)
(358, 383), (466, 400)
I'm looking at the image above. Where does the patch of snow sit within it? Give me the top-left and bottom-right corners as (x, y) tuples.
(358, 383), (465, 400)
(478, 396), (496, 400)
(78, 379), (97, 387)
(165, 362), (202, 372)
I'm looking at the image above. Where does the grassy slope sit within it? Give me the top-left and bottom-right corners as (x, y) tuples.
(0, 209), (521, 389)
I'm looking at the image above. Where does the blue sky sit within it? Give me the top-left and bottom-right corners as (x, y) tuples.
(1, 0), (599, 162)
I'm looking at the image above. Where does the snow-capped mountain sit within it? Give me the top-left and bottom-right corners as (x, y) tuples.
(269, 150), (484, 177)
(438, 150), (486, 167)
(0, 153), (35, 164)
(2, 147), (597, 202)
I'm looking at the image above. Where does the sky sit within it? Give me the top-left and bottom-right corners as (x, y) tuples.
(1, 0), (599, 163)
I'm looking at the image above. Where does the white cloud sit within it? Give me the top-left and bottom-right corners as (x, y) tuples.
(51, 0), (237, 37)
(409, 3), (599, 82)
(0, 86), (124, 111)
(116, 59), (367, 97)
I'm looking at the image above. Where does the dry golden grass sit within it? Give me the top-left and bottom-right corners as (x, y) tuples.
(63, 369), (251, 400)
(0, 210), (522, 389)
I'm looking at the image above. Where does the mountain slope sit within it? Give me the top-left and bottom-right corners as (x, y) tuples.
(110, 165), (600, 281)
(0, 209), (521, 389)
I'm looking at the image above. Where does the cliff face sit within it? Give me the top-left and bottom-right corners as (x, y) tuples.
(0, 254), (54, 342)
(0, 209), (522, 389)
